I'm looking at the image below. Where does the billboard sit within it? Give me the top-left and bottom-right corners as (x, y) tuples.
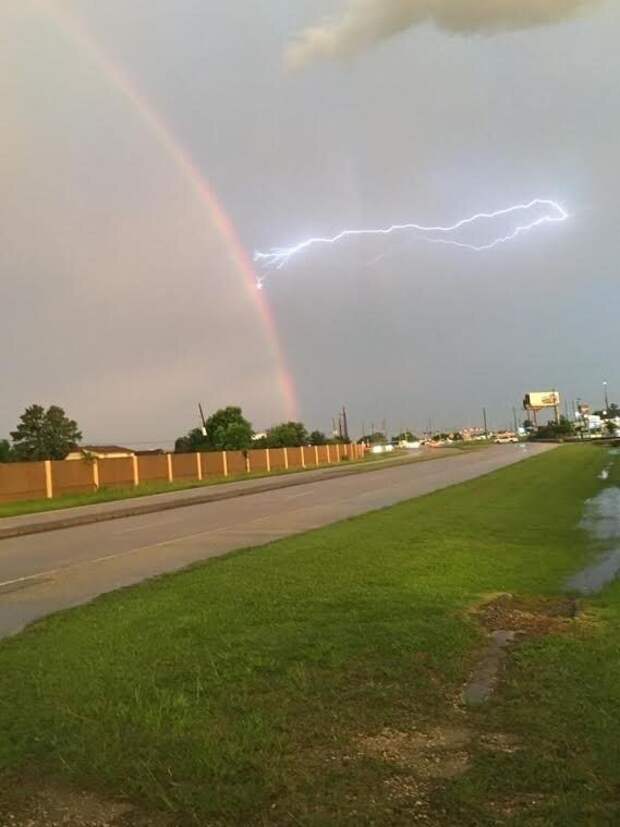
(523, 391), (560, 410)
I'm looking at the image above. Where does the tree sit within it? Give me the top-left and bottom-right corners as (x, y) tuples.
(395, 431), (418, 443)
(532, 415), (575, 440)
(206, 407), (253, 451)
(594, 403), (619, 420)
(10, 404), (82, 461)
(175, 407), (253, 452)
(309, 430), (327, 446)
(175, 428), (209, 454)
(605, 419), (617, 436)
(0, 439), (13, 463)
(264, 421), (308, 448)
(358, 432), (386, 445)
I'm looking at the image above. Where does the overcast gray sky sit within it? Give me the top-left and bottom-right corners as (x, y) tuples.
(2, 0), (618, 444)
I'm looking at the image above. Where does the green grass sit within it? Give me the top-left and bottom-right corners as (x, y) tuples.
(0, 445), (617, 824)
(0, 447), (462, 520)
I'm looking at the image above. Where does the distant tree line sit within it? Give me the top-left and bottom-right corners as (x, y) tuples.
(174, 407), (335, 453)
(1, 403), (343, 464)
(531, 412), (618, 440)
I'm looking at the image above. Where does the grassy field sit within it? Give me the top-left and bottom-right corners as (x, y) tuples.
(0, 445), (617, 825)
(0, 448), (444, 521)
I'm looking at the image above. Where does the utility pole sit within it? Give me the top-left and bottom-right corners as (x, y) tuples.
(604, 381), (610, 414)
(341, 406), (350, 443)
(198, 403), (207, 437)
(512, 407), (518, 434)
(483, 407), (488, 437)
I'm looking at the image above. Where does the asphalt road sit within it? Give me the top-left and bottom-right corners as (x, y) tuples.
(0, 444), (553, 638)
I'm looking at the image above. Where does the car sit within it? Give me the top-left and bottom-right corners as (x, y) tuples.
(494, 434), (518, 444)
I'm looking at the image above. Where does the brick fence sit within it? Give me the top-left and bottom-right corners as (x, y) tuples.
(0, 444), (363, 504)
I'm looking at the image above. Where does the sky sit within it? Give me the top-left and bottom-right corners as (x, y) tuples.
(2, 0), (619, 445)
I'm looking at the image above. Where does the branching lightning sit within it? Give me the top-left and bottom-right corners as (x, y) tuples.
(254, 199), (569, 283)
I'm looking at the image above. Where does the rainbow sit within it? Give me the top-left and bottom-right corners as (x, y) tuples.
(36, 1), (298, 420)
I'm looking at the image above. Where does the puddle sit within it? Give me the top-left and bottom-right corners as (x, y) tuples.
(568, 549), (620, 595)
(568, 480), (620, 595)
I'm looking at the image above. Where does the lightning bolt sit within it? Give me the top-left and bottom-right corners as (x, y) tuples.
(254, 199), (569, 279)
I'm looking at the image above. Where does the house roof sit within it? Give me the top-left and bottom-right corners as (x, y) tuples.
(81, 445), (135, 455)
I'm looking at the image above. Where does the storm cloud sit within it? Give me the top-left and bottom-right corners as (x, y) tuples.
(286, 0), (600, 68)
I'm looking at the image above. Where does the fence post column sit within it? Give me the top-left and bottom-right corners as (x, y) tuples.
(222, 451), (228, 477)
(166, 454), (173, 482)
(196, 453), (202, 481)
(132, 456), (139, 487)
(326, 444), (332, 463)
(265, 449), (271, 472)
(314, 445), (319, 465)
(245, 451), (251, 474)
(283, 447), (289, 469)
(44, 460), (53, 499)
(93, 459), (100, 490)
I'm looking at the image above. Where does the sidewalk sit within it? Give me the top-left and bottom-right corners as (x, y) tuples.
(0, 452), (434, 540)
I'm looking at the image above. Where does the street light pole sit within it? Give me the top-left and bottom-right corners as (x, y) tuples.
(603, 381), (609, 415)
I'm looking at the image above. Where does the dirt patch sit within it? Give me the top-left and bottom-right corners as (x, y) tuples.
(479, 732), (522, 754)
(383, 776), (436, 822)
(358, 726), (471, 780)
(475, 593), (577, 637)
(461, 595), (577, 707)
(487, 792), (549, 819)
(0, 777), (173, 827)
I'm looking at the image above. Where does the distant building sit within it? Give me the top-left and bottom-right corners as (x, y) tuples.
(66, 445), (135, 461)
(461, 427), (486, 441)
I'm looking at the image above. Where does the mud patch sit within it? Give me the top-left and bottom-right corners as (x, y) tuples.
(462, 629), (515, 706)
(461, 595), (577, 706)
(0, 777), (173, 827)
(475, 593), (577, 636)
